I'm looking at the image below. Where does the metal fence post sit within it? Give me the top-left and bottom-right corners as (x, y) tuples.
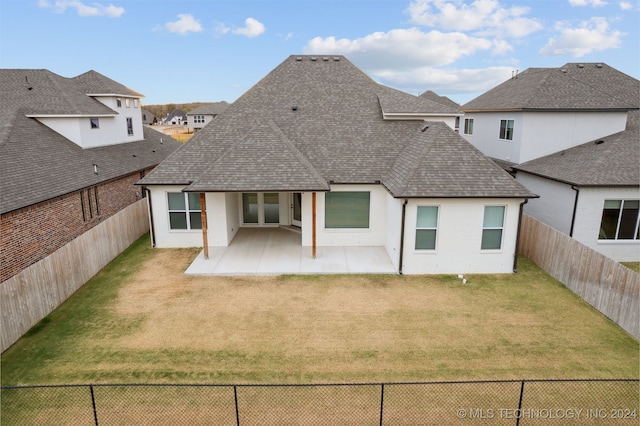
(515, 380), (525, 426)
(379, 383), (385, 426)
(89, 385), (98, 426)
(234, 385), (240, 426)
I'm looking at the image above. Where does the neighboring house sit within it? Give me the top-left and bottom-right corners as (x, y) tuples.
(141, 109), (157, 125)
(186, 102), (229, 132)
(419, 90), (461, 132)
(459, 62), (639, 262)
(138, 55), (535, 274)
(164, 109), (187, 125)
(0, 69), (181, 282)
(514, 111), (639, 262)
(460, 63), (638, 166)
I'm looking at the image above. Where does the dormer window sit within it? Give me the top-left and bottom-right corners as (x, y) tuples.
(90, 118), (99, 129)
(116, 98), (122, 108)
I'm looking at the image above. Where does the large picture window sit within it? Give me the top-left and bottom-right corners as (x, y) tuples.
(599, 200), (639, 240)
(325, 192), (370, 229)
(168, 192), (202, 230)
(499, 119), (514, 140)
(415, 206), (438, 250)
(482, 206), (505, 250)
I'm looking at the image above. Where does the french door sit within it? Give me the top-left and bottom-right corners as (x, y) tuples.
(242, 193), (280, 225)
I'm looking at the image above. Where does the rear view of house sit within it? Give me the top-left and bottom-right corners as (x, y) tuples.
(138, 55), (535, 275)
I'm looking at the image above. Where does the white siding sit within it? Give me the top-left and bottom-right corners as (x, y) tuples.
(516, 172), (574, 234)
(462, 111), (628, 164)
(401, 198), (524, 274)
(573, 187), (640, 262)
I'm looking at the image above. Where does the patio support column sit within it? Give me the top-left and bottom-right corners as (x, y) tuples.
(200, 193), (209, 259)
(312, 192), (317, 259)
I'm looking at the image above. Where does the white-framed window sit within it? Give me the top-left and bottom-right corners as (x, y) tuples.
(325, 192), (370, 229)
(415, 206), (438, 250)
(167, 192), (202, 230)
(482, 206), (505, 250)
(134, 99), (139, 108)
(125, 98), (130, 108)
(90, 118), (99, 129)
(194, 115), (205, 124)
(499, 120), (514, 140)
(464, 118), (474, 135)
(599, 200), (639, 240)
(126, 117), (133, 135)
(116, 98), (122, 108)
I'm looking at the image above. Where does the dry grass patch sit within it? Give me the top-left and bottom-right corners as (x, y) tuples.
(2, 235), (638, 385)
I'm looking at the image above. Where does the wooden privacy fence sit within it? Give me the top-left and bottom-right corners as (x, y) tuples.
(1, 200), (150, 352)
(519, 214), (639, 339)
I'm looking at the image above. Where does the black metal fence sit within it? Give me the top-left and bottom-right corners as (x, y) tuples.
(2, 379), (638, 425)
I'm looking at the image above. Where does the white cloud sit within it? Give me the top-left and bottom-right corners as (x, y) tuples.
(568, 0), (608, 6)
(619, 1), (636, 9)
(406, 0), (542, 38)
(232, 18), (265, 38)
(165, 14), (203, 35)
(38, 0), (124, 17)
(539, 17), (623, 57)
(305, 28), (493, 68)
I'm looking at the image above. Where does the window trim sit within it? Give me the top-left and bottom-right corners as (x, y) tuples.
(598, 199), (640, 241)
(481, 205), (506, 251)
(499, 119), (514, 140)
(415, 205), (439, 251)
(90, 118), (99, 129)
(463, 118), (474, 135)
(167, 192), (202, 231)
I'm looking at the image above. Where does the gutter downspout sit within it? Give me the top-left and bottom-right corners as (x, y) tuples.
(569, 186), (580, 237)
(146, 188), (156, 248)
(513, 199), (528, 273)
(398, 199), (408, 275)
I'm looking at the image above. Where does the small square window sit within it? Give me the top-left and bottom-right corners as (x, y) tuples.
(90, 118), (99, 129)
(499, 120), (514, 140)
(116, 98), (122, 107)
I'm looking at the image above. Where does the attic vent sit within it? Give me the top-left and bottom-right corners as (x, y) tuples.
(25, 76), (33, 90)
(577, 64), (584, 68)
(595, 140), (604, 145)
(595, 63), (603, 68)
(333, 57), (340, 61)
(322, 56), (329, 61)
(560, 68), (567, 73)
(310, 56), (317, 61)
(291, 105), (298, 111)
(421, 123), (430, 132)
(295, 56), (302, 61)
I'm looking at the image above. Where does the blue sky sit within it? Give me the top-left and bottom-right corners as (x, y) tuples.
(1, 0), (638, 105)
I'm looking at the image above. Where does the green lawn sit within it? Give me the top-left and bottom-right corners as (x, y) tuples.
(1, 234), (638, 386)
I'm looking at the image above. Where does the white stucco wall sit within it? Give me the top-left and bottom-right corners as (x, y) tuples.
(301, 185), (388, 246)
(385, 196), (404, 271)
(401, 198), (524, 274)
(516, 172), (574, 234)
(462, 111), (628, 164)
(36, 95), (144, 148)
(572, 187), (640, 262)
(149, 186), (203, 248)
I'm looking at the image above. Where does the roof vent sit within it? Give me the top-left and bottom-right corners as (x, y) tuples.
(595, 140), (604, 145)
(291, 105), (298, 111)
(322, 56), (329, 61)
(421, 123), (430, 132)
(93, 164), (98, 174)
(577, 64), (584, 68)
(560, 68), (567, 73)
(333, 56), (340, 61)
(310, 56), (317, 61)
(595, 63), (603, 68)
(295, 56), (302, 61)
(25, 76), (33, 90)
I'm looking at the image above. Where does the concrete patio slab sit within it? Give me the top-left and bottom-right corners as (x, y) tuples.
(185, 227), (397, 275)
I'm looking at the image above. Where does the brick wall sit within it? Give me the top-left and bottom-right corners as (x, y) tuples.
(0, 169), (152, 282)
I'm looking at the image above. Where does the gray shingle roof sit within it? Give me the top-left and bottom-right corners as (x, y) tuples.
(378, 86), (460, 115)
(73, 70), (144, 97)
(187, 102), (230, 116)
(0, 69), (181, 214)
(140, 55), (534, 199)
(461, 63), (639, 112)
(514, 111), (639, 187)
(419, 90), (460, 110)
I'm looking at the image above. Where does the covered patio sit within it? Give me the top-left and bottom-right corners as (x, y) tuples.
(185, 227), (397, 275)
